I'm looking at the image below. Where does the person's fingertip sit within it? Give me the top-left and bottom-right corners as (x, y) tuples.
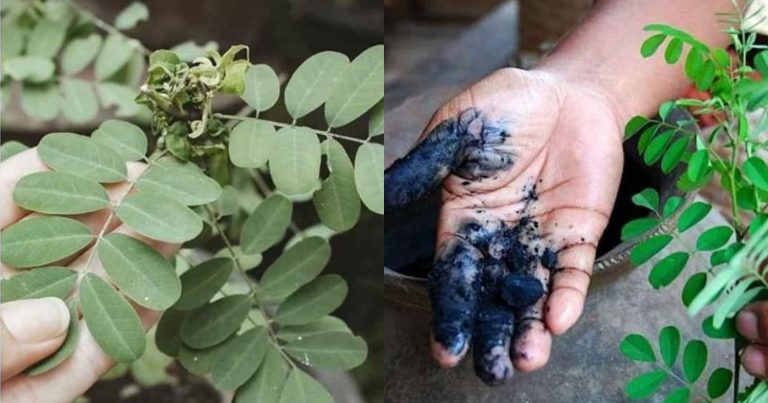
(743, 345), (768, 378)
(430, 333), (468, 368)
(512, 322), (551, 372)
(545, 290), (585, 336)
(2, 297), (69, 343)
(737, 310), (759, 341)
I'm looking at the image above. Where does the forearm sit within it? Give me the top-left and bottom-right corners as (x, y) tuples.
(536, 0), (733, 123)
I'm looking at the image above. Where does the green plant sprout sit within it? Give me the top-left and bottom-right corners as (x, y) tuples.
(620, 1), (768, 401)
(0, 1), (383, 401)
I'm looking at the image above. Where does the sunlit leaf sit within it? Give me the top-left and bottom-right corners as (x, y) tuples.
(228, 120), (276, 168)
(325, 45), (383, 127)
(696, 226), (733, 251)
(641, 34), (666, 57)
(649, 252), (689, 289)
(621, 217), (658, 241)
(270, 127), (321, 195)
(98, 233), (181, 310)
(631, 235), (673, 266)
(92, 120), (147, 161)
(620, 334), (656, 362)
(678, 202), (711, 232)
(658, 326), (680, 368)
(116, 192), (203, 243)
(240, 64), (280, 112)
(744, 156), (768, 191)
(80, 274), (146, 363)
(1, 267), (77, 303)
(1, 217), (93, 268)
(13, 171), (110, 215)
(682, 340), (707, 382)
(284, 51), (349, 119)
(631, 188), (660, 212)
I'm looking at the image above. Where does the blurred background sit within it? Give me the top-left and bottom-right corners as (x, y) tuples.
(2, 0), (383, 402)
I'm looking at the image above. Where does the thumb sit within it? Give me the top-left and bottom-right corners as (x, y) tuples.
(1, 297), (70, 380)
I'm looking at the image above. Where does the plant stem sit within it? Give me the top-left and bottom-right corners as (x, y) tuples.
(654, 361), (712, 403)
(204, 205), (254, 293)
(213, 113), (369, 144)
(66, 0), (151, 56)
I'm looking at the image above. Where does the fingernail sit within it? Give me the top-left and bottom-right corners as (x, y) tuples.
(737, 310), (759, 340)
(743, 346), (767, 377)
(2, 298), (70, 343)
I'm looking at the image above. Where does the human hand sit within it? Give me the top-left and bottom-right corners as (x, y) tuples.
(0, 148), (179, 403)
(736, 302), (768, 379)
(385, 68), (624, 384)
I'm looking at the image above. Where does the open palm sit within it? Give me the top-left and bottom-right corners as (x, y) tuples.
(385, 68), (624, 384)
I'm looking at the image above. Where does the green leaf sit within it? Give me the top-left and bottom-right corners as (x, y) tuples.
(261, 237), (332, 302)
(682, 273), (707, 307)
(682, 340), (707, 382)
(285, 51), (349, 119)
(325, 45), (384, 127)
(649, 252), (689, 289)
(241, 64), (280, 112)
(214, 185), (241, 217)
(624, 116), (649, 140)
(658, 326), (680, 368)
(234, 345), (290, 403)
(0, 141), (29, 161)
(27, 19), (67, 59)
(39, 132), (127, 183)
(178, 335), (236, 375)
(662, 196), (684, 219)
(631, 188), (660, 212)
(241, 194), (293, 254)
(60, 78), (99, 124)
(155, 309), (189, 356)
(620, 334), (656, 362)
(98, 233), (181, 310)
(1, 22), (25, 59)
(13, 171), (110, 215)
(626, 370), (667, 400)
(621, 217), (658, 241)
(276, 275), (348, 325)
(60, 34), (103, 75)
(696, 60), (716, 91)
(631, 235), (673, 266)
(661, 136), (690, 174)
(180, 294), (252, 348)
(641, 34), (666, 57)
(369, 101), (384, 137)
(270, 126), (321, 195)
(711, 243), (741, 267)
(744, 157), (768, 191)
(21, 83), (60, 121)
(314, 139), (361, 231)
(92, 120), (147, 161)
(221, 60), (249, 95)
(707, 368), (733, 398)
(3, 57), (55, 83)
(97, 82), (143, 117)
(116, 192), (203, 243)
(25, 300), (80, 375)
(685, 47), (704, 79)
(114, 1), (149, 30)
(1, 217), (93, 268)
(663, 388), (690, 403)
(1, 268), (77, 303)
(696, 226), (733, 251)
(687, 149), (710, 182)
(211, 327), (269, 390)
(664, 38), (684, 64)
(354, 143), (384, 214)
(215, 246), (262, 271)
(95, 35), (135, 80)
(278, 316), (352, 342)
(228, 120), (276, 168)
(279, 368), (334, 403)
(678, 201), (711, 232)
(285, 330), (367, 370)
(175, 258), (234, 310)
(643, 130), (674, 165)
(136, 161), (222, 206)
(80, 273), (146, 363)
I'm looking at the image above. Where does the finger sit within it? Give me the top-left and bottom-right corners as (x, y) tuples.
(546, 244), (595, 335)
(742, 344), (768, 379)
(737, 301), (768, 343)
(2, 225), (178, 402)
(428, 236), (482, 368)
(1, 298), (70, 380)
(472, 263), (516, 385)
(511, 262), (552, 373)
(0, 148), (49, 229)
(385, 109), (488, 210)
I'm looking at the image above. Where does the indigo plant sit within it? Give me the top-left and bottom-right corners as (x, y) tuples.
(620, 2), (768, 401)
(0, 1), (383, 401)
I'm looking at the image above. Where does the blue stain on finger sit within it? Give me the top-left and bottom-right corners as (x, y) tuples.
(499, 275), (544, 308)
(428, 237), (482, 356)
(473, 263), (515, 385)
(384, 108), (515, 210)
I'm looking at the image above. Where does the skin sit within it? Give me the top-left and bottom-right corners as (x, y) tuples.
(737, 303), (768, 379)
(0, 148), (179, 403)
(385, 0), (736, 384)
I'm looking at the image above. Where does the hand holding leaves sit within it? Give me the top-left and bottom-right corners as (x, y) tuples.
(385, 68), (624, 384)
